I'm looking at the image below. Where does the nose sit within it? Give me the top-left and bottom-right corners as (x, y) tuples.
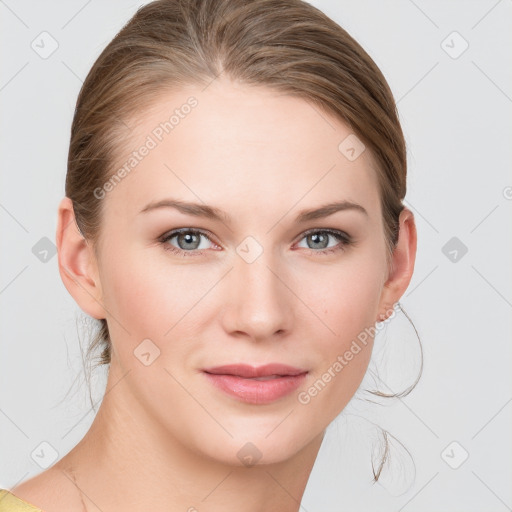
(220, 248), (295, 341)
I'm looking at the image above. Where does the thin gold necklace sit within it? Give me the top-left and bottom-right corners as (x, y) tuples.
(61, 467), (88, 512)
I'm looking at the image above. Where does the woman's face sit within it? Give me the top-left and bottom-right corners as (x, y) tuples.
(81, 78), (397, 465)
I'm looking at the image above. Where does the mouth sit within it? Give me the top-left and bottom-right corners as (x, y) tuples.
(202, 363), (308, 404)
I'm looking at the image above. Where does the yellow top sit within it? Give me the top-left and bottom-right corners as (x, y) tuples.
(0, 490), (43, 512)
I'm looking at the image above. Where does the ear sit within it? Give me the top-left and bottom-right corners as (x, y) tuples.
(376, 207), (417, 322)
(56, 197), (106, 320)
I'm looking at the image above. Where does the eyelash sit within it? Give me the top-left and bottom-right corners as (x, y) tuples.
(158, 228), (353, 257)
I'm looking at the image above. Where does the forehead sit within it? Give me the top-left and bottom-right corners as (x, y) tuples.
(103, 78), (381, 222)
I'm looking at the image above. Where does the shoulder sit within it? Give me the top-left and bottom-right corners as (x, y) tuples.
(0, 488), (42, 511)
(6, 466), (83, 512)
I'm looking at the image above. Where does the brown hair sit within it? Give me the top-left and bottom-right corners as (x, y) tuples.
(65, 0), (418, 484)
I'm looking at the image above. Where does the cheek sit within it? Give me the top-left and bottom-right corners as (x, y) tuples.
(99, 246), (216, 355)
(314, 274), (379, 379)
(299, 248), (385, 341)
(298, 251), (385, 414)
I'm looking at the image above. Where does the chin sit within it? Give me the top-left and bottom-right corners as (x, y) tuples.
(189, 425), (320, 468)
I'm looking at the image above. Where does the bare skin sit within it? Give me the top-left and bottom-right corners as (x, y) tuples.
(11, 77), (416, 512)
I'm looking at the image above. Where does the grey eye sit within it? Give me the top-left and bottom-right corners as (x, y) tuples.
(163, 230), (214, 251)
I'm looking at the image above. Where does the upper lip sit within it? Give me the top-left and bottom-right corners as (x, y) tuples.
(203, 363), (307, 378)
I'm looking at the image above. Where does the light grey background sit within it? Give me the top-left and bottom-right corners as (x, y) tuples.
(1, 1), (511, 511)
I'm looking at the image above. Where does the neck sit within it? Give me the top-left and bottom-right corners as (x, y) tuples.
(56, 363), (324, 512)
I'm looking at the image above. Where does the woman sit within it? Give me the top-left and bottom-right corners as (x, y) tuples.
(1, 0), (417, 510)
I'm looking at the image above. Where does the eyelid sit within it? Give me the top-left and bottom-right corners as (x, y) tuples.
(159, 227), (220, 248)
(166, 227), (217, 239)
(295, 227), (350, 241)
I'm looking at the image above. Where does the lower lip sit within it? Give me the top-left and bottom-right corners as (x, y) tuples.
(203, 372), (307, 404)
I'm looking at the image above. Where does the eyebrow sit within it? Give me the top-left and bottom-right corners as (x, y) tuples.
(139, 198), (368, 223)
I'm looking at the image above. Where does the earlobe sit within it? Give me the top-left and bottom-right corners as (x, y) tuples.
(376, 207), (417, 323)
(56, 197), (106, 320)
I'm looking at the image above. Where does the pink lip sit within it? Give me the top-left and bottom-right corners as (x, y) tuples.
(202, 363), (308, 404)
